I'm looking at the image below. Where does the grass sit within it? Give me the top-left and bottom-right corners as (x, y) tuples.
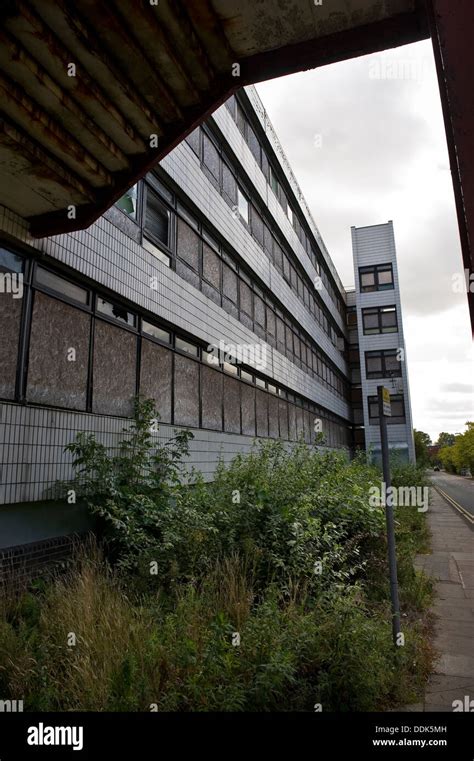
(0, 411), (435, 712)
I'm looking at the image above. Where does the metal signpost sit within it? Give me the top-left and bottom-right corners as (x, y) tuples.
(377, 385), (401, 646)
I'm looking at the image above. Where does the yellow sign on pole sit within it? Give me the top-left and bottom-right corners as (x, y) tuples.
(382, 386), (391, 417)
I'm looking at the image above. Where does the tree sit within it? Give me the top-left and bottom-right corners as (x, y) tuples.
(413, 429), (431, 465)
(435, 432), (456, 448)
(438, 423), (474, 474)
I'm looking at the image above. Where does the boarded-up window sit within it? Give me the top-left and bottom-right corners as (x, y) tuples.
(251, 207), (264, 247)
(266, 307), (275, 338)
(288, 404), (297, 441)
(223, 264), (238, 304)
(279, 400), (289, 440)
(177, 218), (200, 272)
(140, 339), (172, 423)
(268, 395), (279, 438)
(174, 354), (199, 427)
(254, 294), (265, 328)
(93, 320), (136, 416)
(223, 375), (240, 433)
(201, 365), (223, 430)
(241, 383), (255, 436)
(263, 224), (273, 258)
(256, 389), (268, 437)
(222, 162), (237, 205)
(0, 261), (22, 398)
(202, 243), (221, 290)
(203, 133), (220, 183)
(27, 292), (90, 410)
(185, 127), (200, 156)
(296, 407), (305, 439)
(239, 279), (252, 318)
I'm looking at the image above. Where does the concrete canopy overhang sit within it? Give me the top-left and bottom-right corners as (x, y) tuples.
(0, 0), (428, 238)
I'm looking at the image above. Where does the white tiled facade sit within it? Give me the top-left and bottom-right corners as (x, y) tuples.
(0, 90), (414, 551)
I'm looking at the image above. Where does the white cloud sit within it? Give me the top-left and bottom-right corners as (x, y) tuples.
(255, 41), (472, 442)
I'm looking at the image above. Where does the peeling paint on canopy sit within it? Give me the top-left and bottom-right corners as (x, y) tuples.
(0, 0), (428, 237)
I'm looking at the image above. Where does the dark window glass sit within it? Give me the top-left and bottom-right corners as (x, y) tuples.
(140, 340), (172, 423)
(174, 354), (199, 427)
(145, 189), (170, 247)
(359, 263), (394, 292)
(380, 307), (397, 332)
(27, 292), (90, 410)
(142, 320), (171, 344)
(0, 247), (24, 273)
(35, 267), (89, 305)
(93, 320), (136, 416)
(96, 298), (135, 327)
(175, 337), (199, 356)
(368, 394), (405, 424)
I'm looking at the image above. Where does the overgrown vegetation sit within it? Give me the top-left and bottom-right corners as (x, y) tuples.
(0, 398), (434, 712)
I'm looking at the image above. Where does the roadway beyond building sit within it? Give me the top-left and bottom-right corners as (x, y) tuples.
(430, 471), (474, 524)
(403, 484), (473, 711)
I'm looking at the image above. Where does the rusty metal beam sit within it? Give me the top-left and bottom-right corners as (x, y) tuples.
(238, 10), (430, 85)
(31, 0), (162, 138)
(426, 0), (474, 334)
(0, 112), (96, 204)
(28, 79), (239, 237)
(2, 3), (141, 163)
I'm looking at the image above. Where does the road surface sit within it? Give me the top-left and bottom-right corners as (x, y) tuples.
(430, 470), (474, 524)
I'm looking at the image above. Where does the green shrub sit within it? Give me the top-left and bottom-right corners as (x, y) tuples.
(0, 397), (434, 711)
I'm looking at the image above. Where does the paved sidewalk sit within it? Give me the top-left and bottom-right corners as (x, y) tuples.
(404, 488), (473, 712)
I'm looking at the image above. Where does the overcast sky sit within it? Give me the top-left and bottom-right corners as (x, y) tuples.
(255, 39), (473, 443)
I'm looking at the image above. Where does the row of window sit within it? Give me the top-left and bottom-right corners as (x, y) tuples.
(119, 177), (350, 400)
(183, 121), (344, 350)
(224, 94), (345, 318)
(0, 247), (351, 447)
